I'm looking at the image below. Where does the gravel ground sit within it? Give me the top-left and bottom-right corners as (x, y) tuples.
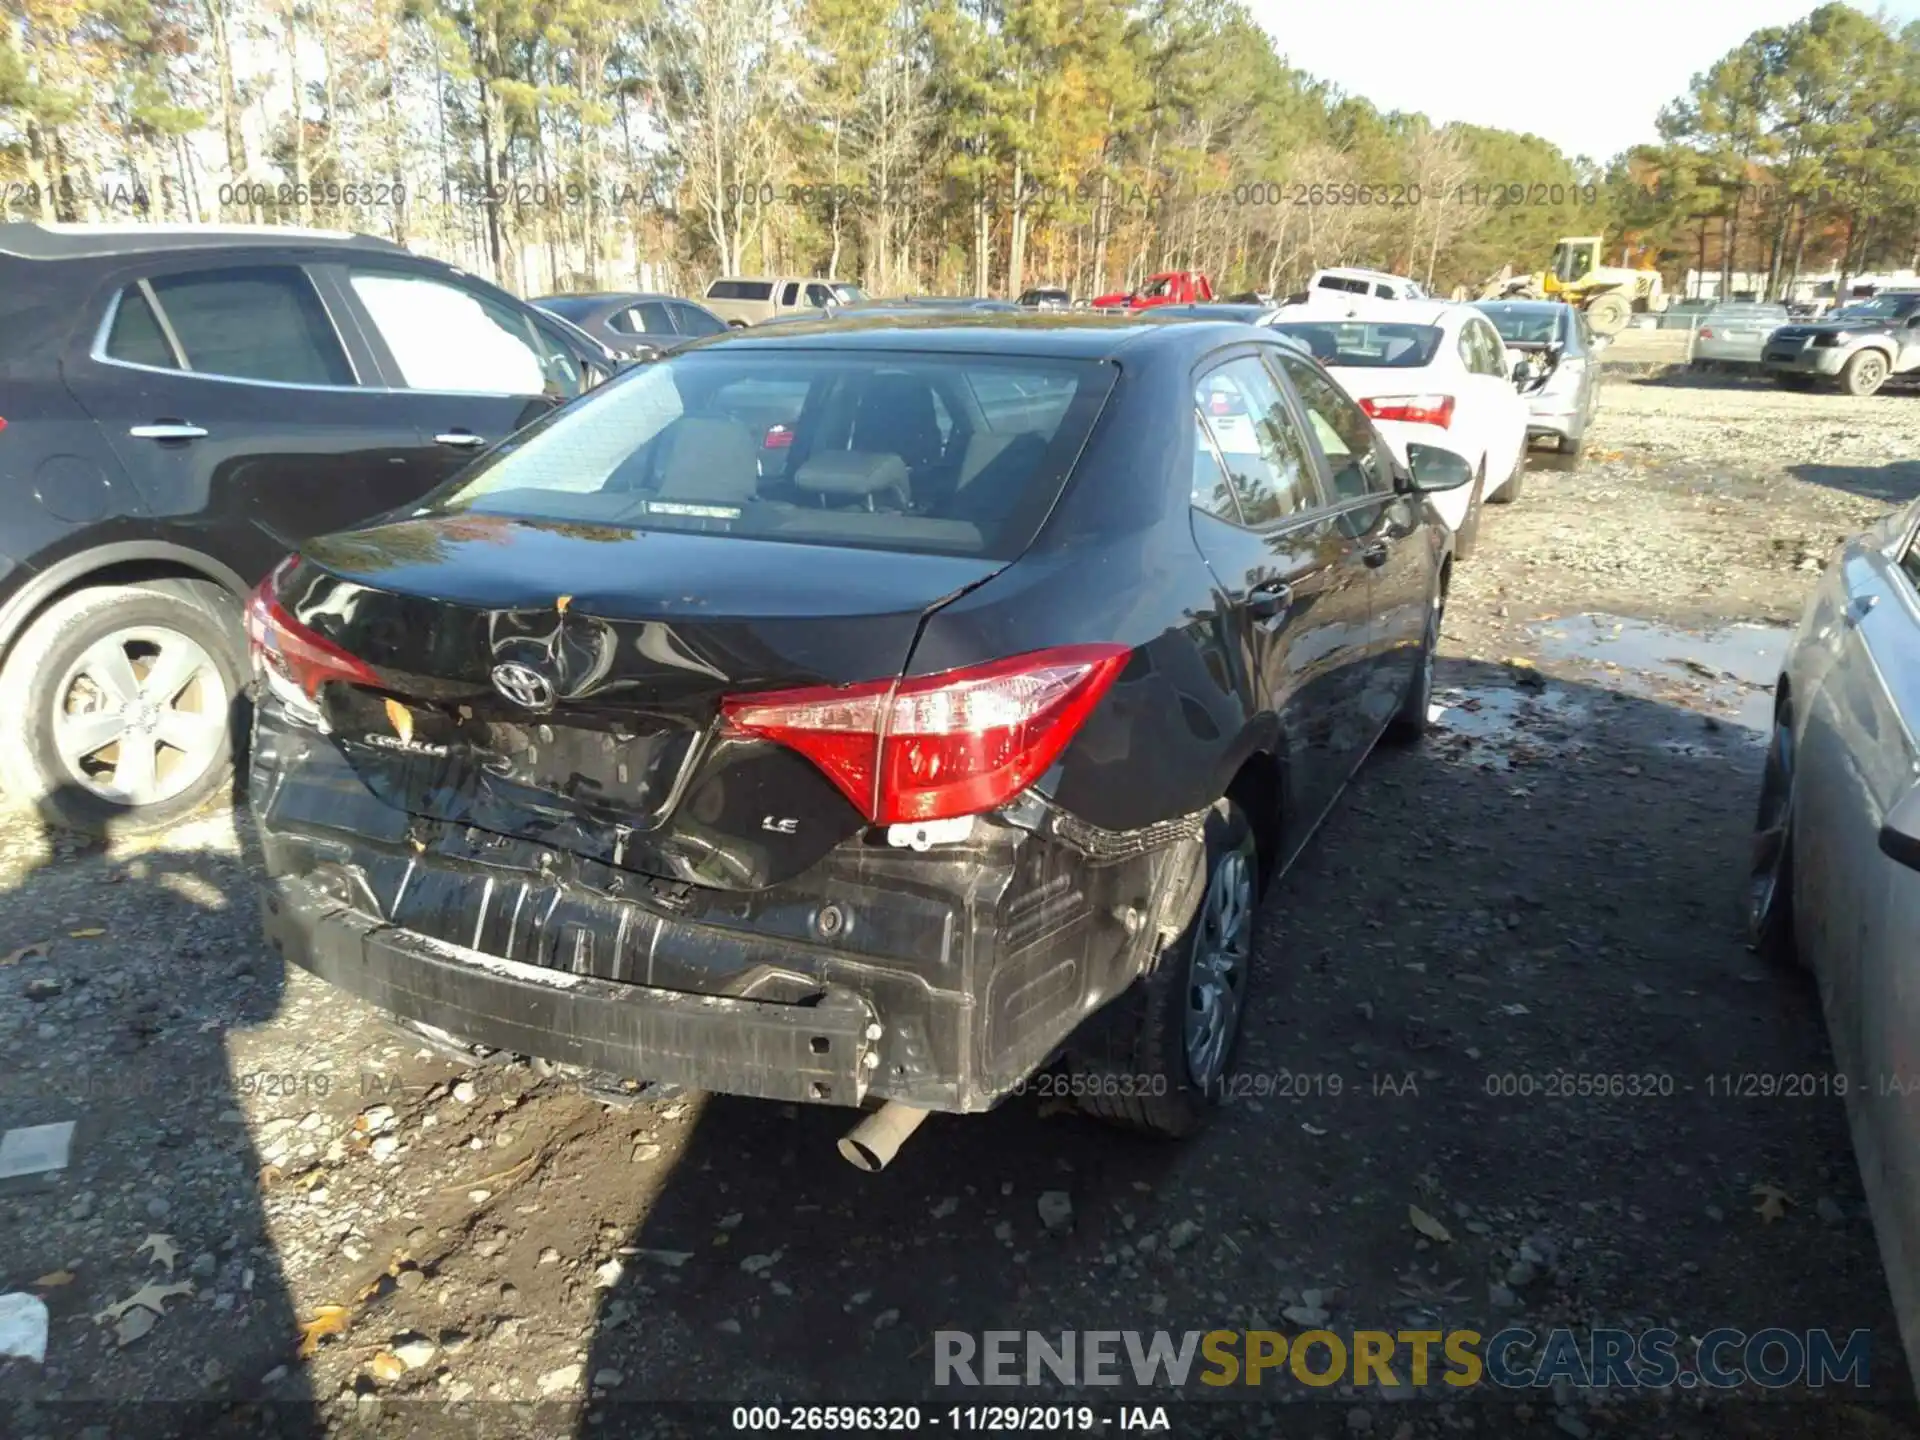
(3, 372), (1920, 1438)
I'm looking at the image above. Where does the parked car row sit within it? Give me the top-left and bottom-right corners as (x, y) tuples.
(0, 222), (1547, 1171)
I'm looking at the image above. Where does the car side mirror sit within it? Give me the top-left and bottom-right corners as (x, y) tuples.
(1879, 784), (1920, 872)
(1404, 442), (1475, 493)
(1510, 359), (1529, 383)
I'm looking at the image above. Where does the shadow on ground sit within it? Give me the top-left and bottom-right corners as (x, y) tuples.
(563, 657), (1917, 1437)
(1789, 461), (1920, 507)
(0, 789), (320, 1438)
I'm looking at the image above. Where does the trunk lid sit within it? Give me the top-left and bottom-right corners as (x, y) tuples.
(284, 514), (1003, 889)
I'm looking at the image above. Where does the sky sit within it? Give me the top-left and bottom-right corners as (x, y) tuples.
(1252, 0), (1920, 166)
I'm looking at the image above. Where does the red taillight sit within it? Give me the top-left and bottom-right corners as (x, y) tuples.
(244, 557), (379, 700)
(764, 424), (794, 449)
(721, 644), (1131, 825)
(1359, 394), (1454, 429)
(1699, 327), (1714, 339)
(0, 417), (8, 434)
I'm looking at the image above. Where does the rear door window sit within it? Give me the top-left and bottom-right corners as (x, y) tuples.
(780, 282), (801, 306)
(671, 303), (727, 337)
(430, 351), (1116, 559)
(107, 267), (354, 385)
(1193, 357), (1324, 526)
(349, 270), (579, 399)
(1271, 350), (1392, 499)
(104, 287), (180, 369)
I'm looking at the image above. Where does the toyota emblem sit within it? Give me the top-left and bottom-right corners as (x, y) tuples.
(491, 662), (556, 712)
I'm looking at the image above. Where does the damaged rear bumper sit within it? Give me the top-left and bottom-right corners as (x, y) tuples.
(262, 875), (879, 1106)
(250, 710), (1199, 1115)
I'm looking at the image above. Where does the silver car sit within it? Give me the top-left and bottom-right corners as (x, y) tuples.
(1748, 497), (1920, 1388)
(1472, 299), (1601, 459)
(1692, 302), (1788, 368)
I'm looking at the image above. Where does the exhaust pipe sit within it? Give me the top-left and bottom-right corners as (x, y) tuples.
(837, 1102), (930, 1172)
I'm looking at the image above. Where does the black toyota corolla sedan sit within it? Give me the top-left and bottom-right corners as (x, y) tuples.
(247, 314), (1469, 1168)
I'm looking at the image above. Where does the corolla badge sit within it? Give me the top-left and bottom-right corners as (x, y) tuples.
(491, 662), (556, 712)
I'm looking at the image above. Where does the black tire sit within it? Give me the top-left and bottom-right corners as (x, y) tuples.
(1488, 460), (1523, 505)
(1387, 573), (1445, 744)
(0, 579), (245, 836)
(1746, 708), (1800, 967)
(1452, 463), (1486, 561)
(1071, 799), (1258, 1138)
(1558, 430), (1583, 458)
(1842, 349), (1890, 397)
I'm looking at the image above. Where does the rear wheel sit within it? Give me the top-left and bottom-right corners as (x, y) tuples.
(1842, 349), (1890, 397)
(1489, 458), (1523, 505)
(1452, 463), (1486, 561)
(1071, 799), (1257, 1138)
(1387, 574), (1445, 744)
(1746, 709), (1800, 967)
(0, 580), (244, 836)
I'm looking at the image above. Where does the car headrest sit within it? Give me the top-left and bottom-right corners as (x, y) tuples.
(793, 451), (910, 501)
(654, 415), (758, 503)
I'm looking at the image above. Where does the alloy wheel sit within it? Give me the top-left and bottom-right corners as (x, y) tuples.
(49, 625), (229, 806)
(1747, 722), (1793, 935)
(1184, 842), (1254, 1087)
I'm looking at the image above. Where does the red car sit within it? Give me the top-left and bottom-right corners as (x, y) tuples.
(1093, 270), (1214, 310)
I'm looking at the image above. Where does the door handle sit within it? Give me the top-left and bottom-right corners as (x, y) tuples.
(1361, 541), (1389, 568)
(129, 423), (207, 441)
(1248, 580), (1294, 621)
(434, 431), (488, 448)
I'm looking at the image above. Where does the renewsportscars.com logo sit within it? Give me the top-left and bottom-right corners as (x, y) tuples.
(933, 1328), (1872, 1391)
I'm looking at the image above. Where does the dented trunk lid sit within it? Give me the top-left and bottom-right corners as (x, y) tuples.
(285, 513), (1003, 889)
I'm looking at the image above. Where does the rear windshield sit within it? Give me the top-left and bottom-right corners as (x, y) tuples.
(430, 350), (1117, 559)
(1314, 275), (1373, 295)
(707, 280), (774, 301)
(1477, 306), (1566, 344)
(1711, 304), (1788, 321)
(532, 295), (599, 320)
(1268, 320), (1444, 367)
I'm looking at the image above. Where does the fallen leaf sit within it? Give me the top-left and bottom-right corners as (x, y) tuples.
(1752, 1182), (1795, 1224)
(114, 1308), (157, 1347)
(555, 595), (572, 614)
(136, 1233), (179, 1274)
(257, 1163), (284, 1189)
(0, 942), (46, 967)
(92, 1280), (193, 1326)
(384, 698), (413, 744)
(1408, 1204), (1453, 1244)
(67, 928), (105, 939)
(368, 1351), (407, 1383)
(31, 1270), (74, 1288)
(297, 1304), (351, 1358)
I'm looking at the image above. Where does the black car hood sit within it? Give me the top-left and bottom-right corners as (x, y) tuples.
(1774, 319), (1896, 340)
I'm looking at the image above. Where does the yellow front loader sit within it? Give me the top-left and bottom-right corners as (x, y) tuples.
(1480, 237), (1669, 336)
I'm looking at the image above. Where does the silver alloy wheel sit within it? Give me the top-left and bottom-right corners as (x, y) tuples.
(1184, 843), (1254, 1086)
(1748, 724), (1793, 932)
(49, 625), (228, 806)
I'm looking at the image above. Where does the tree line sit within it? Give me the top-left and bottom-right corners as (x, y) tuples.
(2, 0), (1916, 302)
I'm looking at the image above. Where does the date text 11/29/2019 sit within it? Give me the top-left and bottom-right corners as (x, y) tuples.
(731, 1407), (1128, 1432)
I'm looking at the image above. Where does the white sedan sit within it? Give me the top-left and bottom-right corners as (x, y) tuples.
(1269, 298), (1529, 559)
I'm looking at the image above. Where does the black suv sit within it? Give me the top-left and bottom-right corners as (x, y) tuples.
(0, 222), (621, 834)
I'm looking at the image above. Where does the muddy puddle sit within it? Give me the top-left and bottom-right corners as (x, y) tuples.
(1431, 614), (1789, 770)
